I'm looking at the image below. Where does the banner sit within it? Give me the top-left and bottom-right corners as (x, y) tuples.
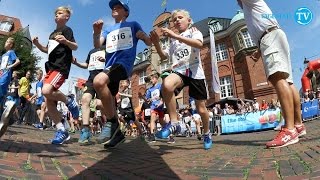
(301, 99), (319, 120)
(209, 22), (221, 93)
(221, 108), (281, 134)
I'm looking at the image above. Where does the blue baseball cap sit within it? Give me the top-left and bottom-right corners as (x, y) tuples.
(109, 0), (130, 15)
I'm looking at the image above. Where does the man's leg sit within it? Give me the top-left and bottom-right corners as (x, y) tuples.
(266, 72), (299, 148)
(290, 84), (306, 136)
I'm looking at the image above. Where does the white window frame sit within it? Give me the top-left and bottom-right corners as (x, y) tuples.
(215, 43), (228, 61)
(160, 37), (169, 50)
(240, 29), (255, 48)
(220, 76), (234, 98)
(139, 70), (147, 85)
(0, 21), (12, 32)
(160, 61), (170, 72)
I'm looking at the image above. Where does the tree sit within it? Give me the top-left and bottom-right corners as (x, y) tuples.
(0, 31), (41, 81)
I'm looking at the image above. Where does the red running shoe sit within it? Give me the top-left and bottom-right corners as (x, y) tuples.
(266, 128), (299, 148)
(295, 124), (306, 137)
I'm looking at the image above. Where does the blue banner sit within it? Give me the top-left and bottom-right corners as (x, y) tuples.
(221, 109), (281, 134)
(301, 99), (319, 120)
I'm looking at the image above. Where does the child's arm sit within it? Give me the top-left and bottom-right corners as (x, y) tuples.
(7, 58), (20, 69)
(93, 20), (105, 48)
(71, 57), (88, 69)
(136, 30), (152, 46)
(161, 28), (203, 49)
(149, 31), (168, 60)
(32, 37), (48, 53)
(55, 35), (78, 51)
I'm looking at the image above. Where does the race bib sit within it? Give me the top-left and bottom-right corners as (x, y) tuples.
(37, 86), (42, 97)
(48, 40), (59, 55)
(106, 27), (133, 53)
(121, 97), (130, 109)
(151, 89), (160, 100)
(88, 50), (106, 71)
(96, 110), (101, 116)
(9, 84), (15, 93)
(144, 108), (151, 117)
(0, 56), (9, 69)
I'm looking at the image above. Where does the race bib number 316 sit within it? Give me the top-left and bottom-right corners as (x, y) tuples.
(106, 27), (133, 53)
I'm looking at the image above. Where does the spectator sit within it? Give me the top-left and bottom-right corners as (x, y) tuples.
(245, 102), (253, 112)
(252, 98), (259, 112)
(18, 70), (31, 124)
(260, 99), (268, 110)
(269, 99), (277, 110)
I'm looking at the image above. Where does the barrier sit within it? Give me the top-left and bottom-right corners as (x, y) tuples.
(220, 109), (281, 134)
(301, 99), (319, 121)
(210, 99), (320, 135)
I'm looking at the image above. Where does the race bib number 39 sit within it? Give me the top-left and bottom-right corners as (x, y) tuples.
(106, 27), (133, 53)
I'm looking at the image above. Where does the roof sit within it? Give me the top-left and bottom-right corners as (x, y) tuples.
(192, 17), (231, 38)
(230, 10), (244, 25)
(21, 25), (32, 43)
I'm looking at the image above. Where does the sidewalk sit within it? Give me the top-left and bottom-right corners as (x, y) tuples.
(0, 120), (320, 180)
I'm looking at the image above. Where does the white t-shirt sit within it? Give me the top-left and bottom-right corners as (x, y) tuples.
(192, 113), (201, 120)
(164, 27), (205, 79)
(241, 0), (280, 44)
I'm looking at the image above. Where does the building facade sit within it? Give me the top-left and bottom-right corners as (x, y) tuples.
(132, 11), (278, 108)
(0, 14), (32, 48)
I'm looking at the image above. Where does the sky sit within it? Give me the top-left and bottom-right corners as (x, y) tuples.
(0, 0), (320, 94)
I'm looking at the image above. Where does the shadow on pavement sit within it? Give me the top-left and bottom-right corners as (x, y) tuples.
(70, 137), (198, 180)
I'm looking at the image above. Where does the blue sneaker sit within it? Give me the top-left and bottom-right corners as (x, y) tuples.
(203, 133), (213, 150)
(96, 122), (112, 144)
(51, 130), (70, 145)
(78, 127), (92, 145)
(33, 123), (44, 130)
(156, 123), (180, 139)
(67, 95), (79, 119)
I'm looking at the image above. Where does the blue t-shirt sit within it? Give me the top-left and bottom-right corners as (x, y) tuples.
(102, 21), (143, 76)
(36, 80), (44, 105)
(0, 50), (17, 97)
(146, 83), (163, 110)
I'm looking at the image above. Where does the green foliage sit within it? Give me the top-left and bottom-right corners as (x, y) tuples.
(0, 31), (41, 81)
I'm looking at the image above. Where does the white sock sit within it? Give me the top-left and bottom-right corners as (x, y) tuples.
(56, 122), (65, 131)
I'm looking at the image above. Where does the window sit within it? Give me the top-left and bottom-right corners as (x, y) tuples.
(240, 29), (255, 48)
(215, 43), (228, 61)
(220, 76), (233, 98)
(160, 37), (169, 50)
(0, 21), (13, 32)
(232, 28), (256, 53)
(139, 70), (147, 85)
(142, 48), (151, 61)
(160, 61), (170, 72)
(211, 22), (222, 32)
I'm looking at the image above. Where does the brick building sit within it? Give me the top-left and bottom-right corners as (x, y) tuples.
(0, 14), (32, 49)
(132, 11), (278, 108)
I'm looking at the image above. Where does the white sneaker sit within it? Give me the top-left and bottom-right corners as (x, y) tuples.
(0, 101), (16, 138)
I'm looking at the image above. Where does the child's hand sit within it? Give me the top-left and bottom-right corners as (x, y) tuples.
(32, 37), (39, 44)
(55, 35), (67, 44)
(72, 57), (77, 64)
(97, 56), (105, 62)
(161, 28), (176, 38)
(93, 20), (104, 34)
(149, 30), (160, 44)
